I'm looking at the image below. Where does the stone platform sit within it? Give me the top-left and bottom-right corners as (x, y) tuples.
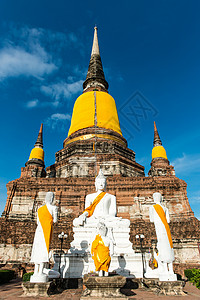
(22, 281), (56, 297)
(53, 251), (149, 279)
(21, 278), (71, 297)
(81, 275), (128, 299)
(143, 278), (185, 296)
(2, 277), (200, 299)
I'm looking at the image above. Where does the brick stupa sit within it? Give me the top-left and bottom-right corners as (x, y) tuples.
(0, 27), (199, 276)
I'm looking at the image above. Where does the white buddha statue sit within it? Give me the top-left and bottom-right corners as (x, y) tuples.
(64, 170), (134, 278)
(73, 169), (129, 228)
(91, 220), (114, 277)
(30, 192), (58, 283)
(149, 192), (177, 281)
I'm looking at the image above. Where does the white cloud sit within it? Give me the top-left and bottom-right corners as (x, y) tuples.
(172, 153), (200, 175)
(25, 79), (83, 109)
(50, 113), (71, 121)
(190, 196), (200, 203)
(0, 23), (86, 111)
(25, 99), (60, 109)
(189, 190), (200, 204)
(45, 113), (71, 130)
(4, 24), (81, 55)
(26, 99), (39, 108)
(0, 46), (57, 81)
(0, 24), (83, 82)
(40, 80), (83, 101)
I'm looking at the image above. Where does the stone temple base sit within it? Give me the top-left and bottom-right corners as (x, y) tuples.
(52, 223), (150, 279)
(143, 278), (185, 296)
(53, 251), (148, 279)
(80, 275), (128, 299)
(22, 281), (56, 297)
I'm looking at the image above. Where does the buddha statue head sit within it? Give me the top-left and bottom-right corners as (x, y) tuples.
(95, 169), (107, 192)
(153, 192), (162, 204)
(45, 192), (54, 204)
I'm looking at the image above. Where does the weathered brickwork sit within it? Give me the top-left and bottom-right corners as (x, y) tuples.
(3, 175), (194, 221)
(48, 127), (145, 178)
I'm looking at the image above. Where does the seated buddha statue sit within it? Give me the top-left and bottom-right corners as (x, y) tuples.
(73, 169), (129, 228)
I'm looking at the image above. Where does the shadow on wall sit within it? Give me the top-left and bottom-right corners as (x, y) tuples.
(114, 256), (130, 276)
(63, 240), (89, 278)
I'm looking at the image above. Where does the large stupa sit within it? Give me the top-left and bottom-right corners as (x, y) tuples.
(0, 27), (199, 277)
(45, 27), (144, 179)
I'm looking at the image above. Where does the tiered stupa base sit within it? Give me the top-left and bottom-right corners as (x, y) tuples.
(46, 127), (144, 178)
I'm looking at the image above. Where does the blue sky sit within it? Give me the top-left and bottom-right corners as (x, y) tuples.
(0, 0), (199, 219)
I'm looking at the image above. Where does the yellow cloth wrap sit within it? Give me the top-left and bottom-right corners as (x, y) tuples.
(153, 204), (173, 248)
(83, 192), (106, 217)
(96, 92), (122, 135)
(152, 145), (167, 160)
(153, 258), (158, 268)
(68, 91), (122, 137)
(29, 147), (44, 161)
(91, 234), (111, 272)
(38, 205), (53, 253)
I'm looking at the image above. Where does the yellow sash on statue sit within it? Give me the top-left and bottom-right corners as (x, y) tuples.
(153, 204), (173, 248)
(153, 257), (158, 268)
(91, 234), (111, 272)
(83, 192), (106, 217)
(38, 204), (53, 252)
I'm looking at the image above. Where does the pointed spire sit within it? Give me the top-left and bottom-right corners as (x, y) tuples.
(26, 123), (45, 168)
(34, 123), (43, 149)
(153, 121), (162, 147)
(149, 121), (172, 176)
(91, 26), (100, 55)
(83, 26), (109, 92)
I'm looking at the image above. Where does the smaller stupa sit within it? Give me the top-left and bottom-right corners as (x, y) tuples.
(148, 122), (175, 176)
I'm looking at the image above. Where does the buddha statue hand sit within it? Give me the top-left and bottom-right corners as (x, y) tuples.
(73, 211), (88, 227)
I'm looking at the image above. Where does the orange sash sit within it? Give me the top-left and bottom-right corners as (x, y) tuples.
(91, 234), (111, 272)
(38, 205), (53, 252)
(153, 204), (173, 248)
(83, 192), (106, 217)
(153, 257), (158, 268)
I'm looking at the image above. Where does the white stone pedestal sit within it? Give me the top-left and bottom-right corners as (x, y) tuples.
(53, 251), (148, 279)
(52, 222), (151, 279)
(145, 264), (177, 281)
(70, 224), (134, 255)
(30, 273), (48, 283)
(159, 273), (177, 281)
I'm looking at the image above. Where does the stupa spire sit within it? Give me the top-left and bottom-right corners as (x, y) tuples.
(153, 121), (162, 147)
(152, 122), (167, 160)
(91, 26), (100, 55)
(34, 123), (43, 149)
(26, 124), (45, 167)
(148, 121), (175, 177)
(83, 26), (109, 92)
